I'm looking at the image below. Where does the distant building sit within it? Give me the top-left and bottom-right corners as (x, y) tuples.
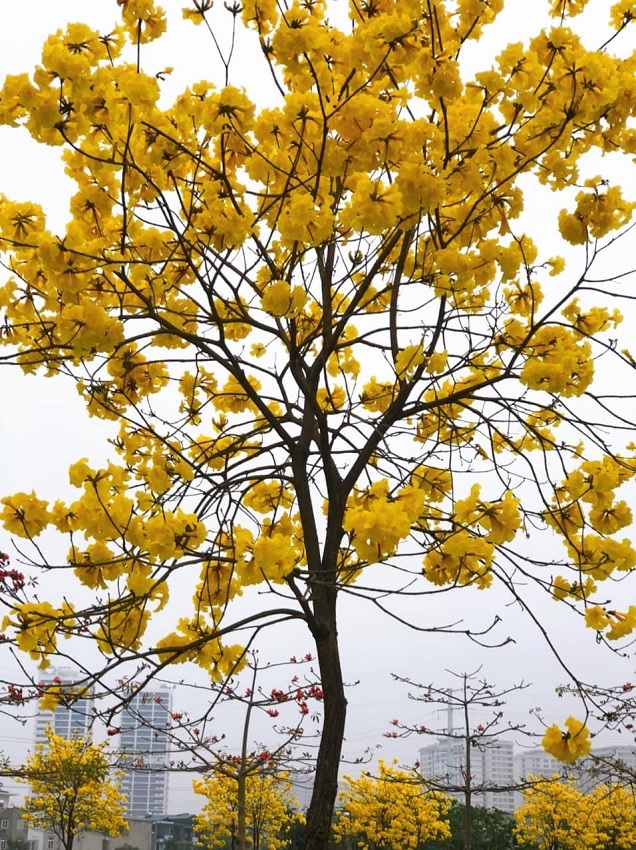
(34, 667), (94, 746)
(288, 771), (315, 812)
(118, 687), (173, 817)
(419, 739), (515, 813)
(513, 747), (564, 808)
(514, 747), (563, 781)
(30, 814), (194, 850)
(0, 787), (30, 850)
(576, 745), (636, 793)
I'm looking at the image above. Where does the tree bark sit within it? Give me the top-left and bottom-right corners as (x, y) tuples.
(304, 611), (347, 850)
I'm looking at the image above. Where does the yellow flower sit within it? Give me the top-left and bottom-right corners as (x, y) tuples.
(395, 343), (424, 380)
(1, 492), (50, 538)
(182, 0), (213, 24)
(584, 605), (610, 631)
(317, 385), (346, 411)
(261, 280), (307, 317)
(542, 717), (591, 763)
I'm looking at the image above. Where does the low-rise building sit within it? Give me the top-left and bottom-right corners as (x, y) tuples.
(0, 787), (30, 850)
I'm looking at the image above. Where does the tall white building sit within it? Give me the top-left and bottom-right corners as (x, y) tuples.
(419, 738), (516, 813)
(34, 667), (94, 745)
(514, 748), (562, 781)
(118, 686), (173, 817)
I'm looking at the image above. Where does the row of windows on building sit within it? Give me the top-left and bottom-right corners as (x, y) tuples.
(418, 738), (636, 812)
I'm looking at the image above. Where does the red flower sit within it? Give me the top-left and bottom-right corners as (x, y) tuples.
(270, 688), (288, 703)
(107, 727), (121, 736)
(266, 709), (280, 718)
(7, 684), (23, 702)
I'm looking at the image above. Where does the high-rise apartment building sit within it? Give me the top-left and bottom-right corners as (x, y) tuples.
(513, 747), (564, 808)
(34, 667), (93, 746)
(513, 747), (562, 781)
(419, 738), (516, 813)
(118, 686), (173, 817)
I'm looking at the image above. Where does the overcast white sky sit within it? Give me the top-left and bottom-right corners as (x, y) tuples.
(0, 0), (635, 813)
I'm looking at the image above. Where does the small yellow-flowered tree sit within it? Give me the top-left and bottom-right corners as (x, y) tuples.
(193, 768), (304, 850)
(333, 760), (450, 850)
(19, 728), (127, 850)
(0, 1), (635, 847)
(515, 777), (591, 850)
(515, 778), (636, 850)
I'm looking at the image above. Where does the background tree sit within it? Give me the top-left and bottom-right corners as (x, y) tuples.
(333, 760), (450, 850)
(193, 767), (303, 850)
(0, 1), (635, 847)
(585, 783), (636, 850)
(514, 777), (588, 850)
(19, 728), (127, 850)
(514, 777), (636, 850)
(7, 841), (32, 850)
(164, 652), (321, 850)
(101, 651), (322, 768)
(387, 670), (535, 850)
(427, 802), (515, 850)
(551, 680), (636, 788)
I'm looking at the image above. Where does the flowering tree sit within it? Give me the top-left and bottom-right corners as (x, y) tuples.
(514, 778), (590, 850)
(515, 778), (636, 850)
(0, 0), (635, 846)
(333, 760), (450, 850)
(163, 652), (321, 850)
(194, 768), (304, 850)
(19, 728), (127, 850)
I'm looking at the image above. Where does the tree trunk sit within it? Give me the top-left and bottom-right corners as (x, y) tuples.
(463, 689), (473, 850)
(237, 770), (247, 850)
(304, 611), (347, 850)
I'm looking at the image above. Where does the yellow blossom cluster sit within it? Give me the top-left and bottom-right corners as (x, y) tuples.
(342, 480), (426, 565)
(516, 777), (636, 850)
(542, 716), (591, 763)
(545, 453), (636, 635)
